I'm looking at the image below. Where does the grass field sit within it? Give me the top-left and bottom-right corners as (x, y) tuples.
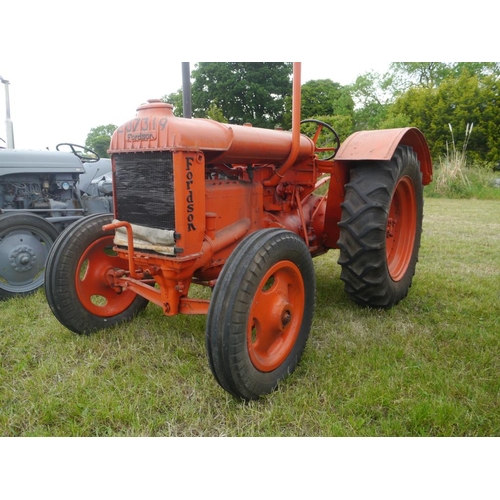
(1, 197), (499, 437)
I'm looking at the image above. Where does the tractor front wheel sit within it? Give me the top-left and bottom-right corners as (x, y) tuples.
(337, 145), (424, 308)
(206, 229), (316, 400)
(44, 213), (149, 334)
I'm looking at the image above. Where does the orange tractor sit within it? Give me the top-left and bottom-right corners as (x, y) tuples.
(44, 63), (433, 400)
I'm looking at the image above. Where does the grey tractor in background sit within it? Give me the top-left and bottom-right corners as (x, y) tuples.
(0, 143), (112, 300)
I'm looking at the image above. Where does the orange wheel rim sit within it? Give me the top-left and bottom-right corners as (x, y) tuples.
(75, 235), (137, 317)
(386, 176), (417, 281)
(247, 260), (305, 372)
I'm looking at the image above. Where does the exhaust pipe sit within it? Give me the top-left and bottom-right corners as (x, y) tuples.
(263, 62), (301, 186)
(0, 76), (15, 149)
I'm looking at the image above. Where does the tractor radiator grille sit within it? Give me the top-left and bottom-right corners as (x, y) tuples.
(114, 152), (175, 230)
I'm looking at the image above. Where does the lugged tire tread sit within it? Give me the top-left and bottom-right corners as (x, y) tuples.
(337, 146), (423, 308)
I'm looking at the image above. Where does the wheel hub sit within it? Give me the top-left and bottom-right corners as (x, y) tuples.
(9, 245), (36, 272)
(281, 309), (292, 327)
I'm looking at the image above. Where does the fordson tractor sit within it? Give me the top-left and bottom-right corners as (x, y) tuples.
(44, 63), (433, 400)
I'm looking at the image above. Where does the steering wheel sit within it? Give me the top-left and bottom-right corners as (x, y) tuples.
(56, 143), (100, 163)
(300, 119), (341, 161)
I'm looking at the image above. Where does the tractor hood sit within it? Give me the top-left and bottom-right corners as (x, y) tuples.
(109, 99), (314, 164)
(0, 149), (86, 176)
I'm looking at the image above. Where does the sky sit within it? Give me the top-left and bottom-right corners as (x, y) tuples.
(1, 1), (495, 151)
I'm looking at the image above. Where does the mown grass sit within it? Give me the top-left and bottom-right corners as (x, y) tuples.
(1, 198), (499, 436)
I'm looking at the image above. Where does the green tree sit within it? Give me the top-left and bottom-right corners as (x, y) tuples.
(85, 124), (117, 158)
(300, 79), (354, 118)
(387, 62), (500, 94)
(450, 62), (500, 80)
(190, 62), (293, 128)
(348, 71), (393, 130)
(282, 78), (355, 131)
(206, 101), (228, 123)
(389, 71), (500, 162)
(163, 90), (183, 117)
(388, 62), (452, 93)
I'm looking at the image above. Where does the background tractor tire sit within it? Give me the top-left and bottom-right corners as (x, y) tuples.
(44, 213), (149, 334)
(0, 212), (60, 300)
(206, 228), (316, 400)
(337, 145), (424, 308)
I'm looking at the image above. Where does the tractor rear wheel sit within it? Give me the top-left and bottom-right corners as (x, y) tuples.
(206, 229), (315, 400)
(44, 213), (149, 334)
(0, 212), (60, 300)
(337, 145), (423, 308)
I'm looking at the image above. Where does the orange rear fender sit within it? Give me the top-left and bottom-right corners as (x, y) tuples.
(335, 127), (433, 185)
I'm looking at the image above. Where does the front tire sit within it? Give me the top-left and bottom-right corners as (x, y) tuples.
(206, 229), (316, 400)
(44, 213), (149, 334)
(337, 145), (424, 308)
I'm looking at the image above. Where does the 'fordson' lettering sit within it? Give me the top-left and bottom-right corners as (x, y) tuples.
(127, 132), (157, 141)
(185, 156), (196, 231)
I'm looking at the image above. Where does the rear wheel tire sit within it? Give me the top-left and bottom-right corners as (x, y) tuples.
(337, 145), (423, 308)
(44, 213), (149, 334)
(0, 213), (60, 300)
(206, 229), (316, 400)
